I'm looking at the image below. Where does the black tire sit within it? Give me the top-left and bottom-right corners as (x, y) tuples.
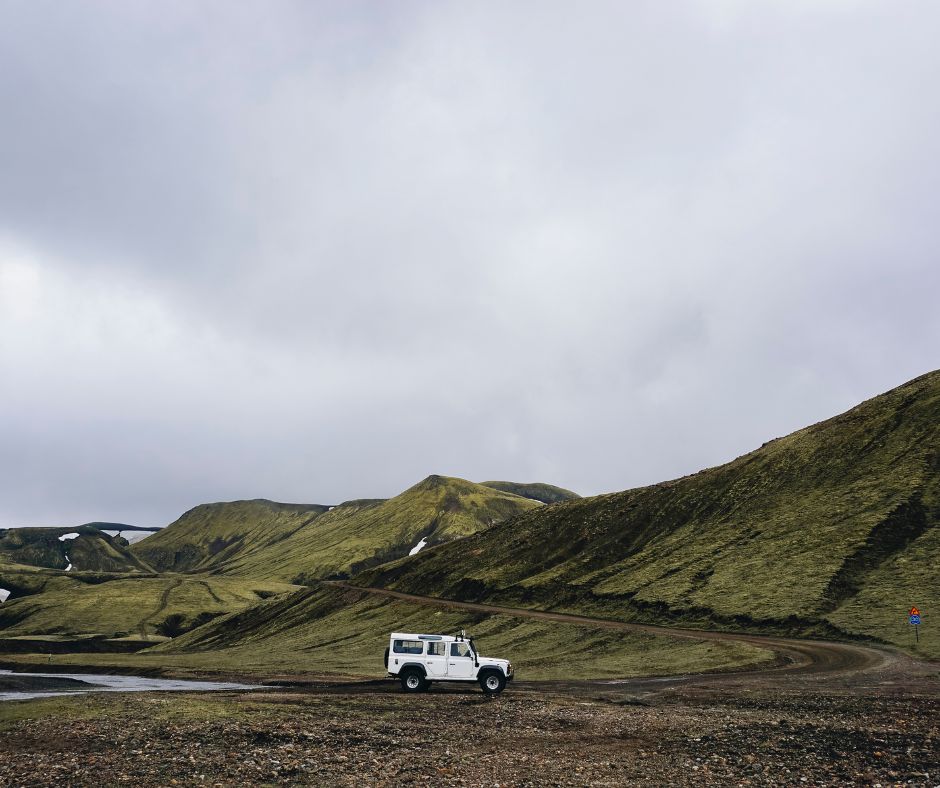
(479, 670), (506, 695)
(400, 669), (426, 693)
(383, 647), (390, 670)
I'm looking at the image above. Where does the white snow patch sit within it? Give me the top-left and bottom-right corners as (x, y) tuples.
(408, 538), (428, 556)
(0, 589), (10, 603)
(100, 530), (151, 544)
(64, 556), (72, 572)
(58, 532), (80, 541)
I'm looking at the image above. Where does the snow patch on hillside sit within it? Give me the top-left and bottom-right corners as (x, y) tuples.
(58, 532), (80, 541)
(408, 538), (428, 556)
(103, 530), (150, 544)
(0, 588), (10, 603)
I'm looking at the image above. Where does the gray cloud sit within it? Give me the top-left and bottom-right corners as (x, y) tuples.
(1, 0), (938, 527)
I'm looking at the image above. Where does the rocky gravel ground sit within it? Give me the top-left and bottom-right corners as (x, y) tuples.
(0, 684), (937, 786)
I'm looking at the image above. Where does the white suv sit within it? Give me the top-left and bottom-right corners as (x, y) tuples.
(384, 631), (514, 695)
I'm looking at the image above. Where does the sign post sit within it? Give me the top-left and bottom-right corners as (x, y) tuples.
(909, 607), (921, 643)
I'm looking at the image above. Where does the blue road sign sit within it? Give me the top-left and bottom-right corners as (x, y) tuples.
(910, 614), (921, 626)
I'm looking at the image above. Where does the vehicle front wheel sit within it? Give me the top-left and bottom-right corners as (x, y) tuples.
(479, 671), (506, 695)
(400, 670), (426, 693)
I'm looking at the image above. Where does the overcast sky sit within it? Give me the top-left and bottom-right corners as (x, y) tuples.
(1, 1), (938, 528)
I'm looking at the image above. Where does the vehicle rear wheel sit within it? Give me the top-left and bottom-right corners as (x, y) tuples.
(479, 671), (506, 695)
(400, 670), (426, 693)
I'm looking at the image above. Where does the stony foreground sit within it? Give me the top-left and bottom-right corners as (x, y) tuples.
(0, 684), (938, 786)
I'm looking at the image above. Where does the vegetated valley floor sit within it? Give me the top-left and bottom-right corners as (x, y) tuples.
(1, 591), (938, 787)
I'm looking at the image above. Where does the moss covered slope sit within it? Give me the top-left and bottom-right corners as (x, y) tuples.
(216, 476), (540, 583)
(0, 574), (298, 638)
(0, 527), (151, 574)
(149, 584), (772, 679)
(131, 500), (331, 573)
(357, 372), (940, 656)
(130, 476), (539, 584)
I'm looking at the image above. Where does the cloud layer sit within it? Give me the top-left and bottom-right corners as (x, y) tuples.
(1, 1), (938, 526)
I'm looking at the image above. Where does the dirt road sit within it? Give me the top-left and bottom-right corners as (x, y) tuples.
(328, 582), (936, 698)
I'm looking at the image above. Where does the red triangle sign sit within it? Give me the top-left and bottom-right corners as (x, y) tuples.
(910, 607), (920, 616)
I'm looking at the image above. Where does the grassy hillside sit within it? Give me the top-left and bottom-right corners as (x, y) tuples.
(23, 584), (769, 679)
(0, 527), (151, 574)
(0, 561), (77, 601)
(131, 499), (331, 572)
(2, 477), (540, 651)
(132, 477), (539, 583)
(221, 476), (540, 583)
(480, 481), (580, 504)
(0, 574), (298, 639)
(357, 372), (940, 658)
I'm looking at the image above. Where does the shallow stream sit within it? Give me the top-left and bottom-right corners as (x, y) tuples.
(0, 669), (259, 702)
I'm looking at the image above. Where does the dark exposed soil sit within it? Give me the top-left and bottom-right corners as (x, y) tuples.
(0, 680), (937, 786)
(0, 675), (100, 692)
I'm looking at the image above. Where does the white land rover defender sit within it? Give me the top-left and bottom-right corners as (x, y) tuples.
(384, 631), (514, 695)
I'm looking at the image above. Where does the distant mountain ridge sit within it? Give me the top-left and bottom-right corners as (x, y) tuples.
(0, 526), (153, 574)
(0, 475), (558, 641)
(131, 476), (542, 583)
(480, 481), (580, 504)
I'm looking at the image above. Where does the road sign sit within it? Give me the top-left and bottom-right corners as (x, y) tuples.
(910, 614), (921, 626)
(911, 606), (920, 616)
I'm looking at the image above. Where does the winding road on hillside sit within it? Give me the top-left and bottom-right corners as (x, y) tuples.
(327, 582), (937, 698)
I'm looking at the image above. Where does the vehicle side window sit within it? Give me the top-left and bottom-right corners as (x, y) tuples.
(450, 642), (471, 658)
(427, 642), (446, 656)
(393, 639), (424, 654)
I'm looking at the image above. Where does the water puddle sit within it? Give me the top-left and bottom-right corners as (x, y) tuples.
(0, 669), (260, 702)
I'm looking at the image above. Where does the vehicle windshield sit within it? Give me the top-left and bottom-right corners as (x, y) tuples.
(450, 641), (473, 658)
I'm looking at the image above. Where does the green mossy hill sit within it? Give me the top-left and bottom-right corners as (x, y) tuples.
(0, 564), (76, 602)
(0, 527), (152, 574)
(209, 476), (541, 583)
(0, 573), (298, 639)
(358, 371), (940, 658)
(129, 477), (538, 583)
(480, 481), (581, 504)
(143, 584), (771, 679)
(131, 499), (332, 573)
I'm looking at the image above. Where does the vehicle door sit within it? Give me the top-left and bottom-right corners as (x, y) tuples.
(447, 641), (475, 678)
(424, 640), (448, 677)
